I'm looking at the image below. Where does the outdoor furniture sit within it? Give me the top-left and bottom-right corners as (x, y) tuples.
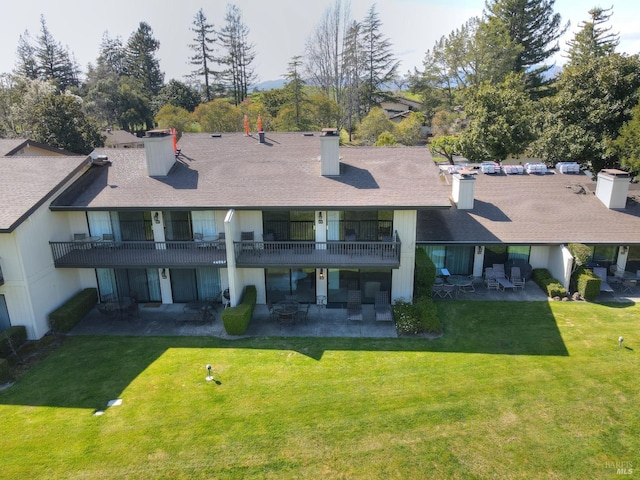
(447, 275), (474, 293)
(432, 283), (445, 298)
(374, 291), (393, 321)
(346, 290), (363, 321)
(621, 278), (637, 293)
(241, 231), (257, 255)
(296, 303), (310, 323)
(484, 268), (499, 290)
(492, 264), (506, 279)
(497, 277), (516, 291)
(177, 300), (215, 324)
(593, 267), (614, 294)
(276, 301), (298, 324)
(510, 267), (525, 290)
(441, 284), (456, 298)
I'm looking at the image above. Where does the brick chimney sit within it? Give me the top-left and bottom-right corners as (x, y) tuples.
(143, 129), (176, 177)
(452, 172), (476, 210)
(595, 169), (630, 209)
(320, 128), (340, 176)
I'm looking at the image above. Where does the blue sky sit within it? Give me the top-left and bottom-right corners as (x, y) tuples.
(2, 0), (639, 83)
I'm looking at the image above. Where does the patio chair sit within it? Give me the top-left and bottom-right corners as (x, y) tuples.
(296, 303), (310, 323)
(432, 283), (445, 298)
(346, 290), (363, 321)
(484, 268), (499, 290)
(442, 284), (456, 298)
(374, 291), (393, 321)
(593, 267), (614, 294)
(621, 278), (637, 294)
(510, 267), (526, 290)
(492, 264), (506, 279)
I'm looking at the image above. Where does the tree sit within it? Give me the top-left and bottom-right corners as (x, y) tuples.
(610, 103), (640, 175)
(189, 8), (217, 102)
(217, 4), (257, 105)
(483, 0), (568, 91)
(360, 5), (400, 114)
(355, 106), (395, 145)
(34, 16), (80, 90)
(153, 79), (201, 114)
(8, 76), (56, 135)
(117, 77), (154, 131)
(124, 22), (164, 96)
(430, 135), (460, 164)
(15, 31), (38, 80)
(396, 112), (425, 146)
(31, 92), (104, 154)
(193, 99), (242, 132)
(566, 7), (619, 66)
(459, 73), (535, 161)
(154, 104), (195, 134)
(532, 54), (640, 172)
(282, 56), (307, 130)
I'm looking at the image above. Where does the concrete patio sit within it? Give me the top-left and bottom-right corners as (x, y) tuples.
(69, 280), (638, 339)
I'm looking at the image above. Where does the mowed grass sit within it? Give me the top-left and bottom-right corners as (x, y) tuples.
(0, 301), (638, 479)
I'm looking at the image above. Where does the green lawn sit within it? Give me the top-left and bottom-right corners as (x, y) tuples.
(1, 301), (638, 479)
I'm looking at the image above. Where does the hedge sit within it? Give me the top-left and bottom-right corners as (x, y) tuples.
(49, 288), (98, 333)
(0, 358), (10, 384)
(393, 296), (441, 335)
(574, 266), (601, 300)
(221, 285), (257, 335)
(532, 268), (567, 298)
(414, 248), (437, 299)
(0, 326), (27, 359)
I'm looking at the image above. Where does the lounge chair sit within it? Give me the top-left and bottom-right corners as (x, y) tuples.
(484, 268), (499, 290)
(374, 291), (393, 321)
(510, 267), (525, 290)
(593, 267), (614, 294)
(346, 290), (363, 321)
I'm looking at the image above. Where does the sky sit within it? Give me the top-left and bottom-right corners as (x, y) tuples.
(2, 0), (640, 84)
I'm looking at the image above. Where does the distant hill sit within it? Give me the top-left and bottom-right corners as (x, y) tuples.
(250, 79), (286, 92)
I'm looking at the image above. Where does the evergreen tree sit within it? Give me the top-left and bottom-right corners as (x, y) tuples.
(34, 16), (80, 90)
(15, 31), (39, 80)
(483, 0), (568, 91)
(124, 22), (164, 96)
(566, 7), (619, 66)
(360, 5), (400, 114)
(283, 56), (307, 130)
(217, 4), (257, 106)
(189, 8), (217, 102)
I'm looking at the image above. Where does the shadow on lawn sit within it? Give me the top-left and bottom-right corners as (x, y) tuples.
(0, 302), (571, 410)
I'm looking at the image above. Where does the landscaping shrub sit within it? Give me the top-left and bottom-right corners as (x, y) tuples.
(532, 268), (567, 298)
(573, 266), (601, 300)
(393, 296), (441, 335)
(0, 326), (27, 359)
(221, 285), (256, 335)
(414, 248), (437, 299)
(48, 288), (98, 333)
(0, 358), (10, 384)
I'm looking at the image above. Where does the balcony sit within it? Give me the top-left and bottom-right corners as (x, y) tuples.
(50, 241), (227, 269)
(233, 235), (401, 269)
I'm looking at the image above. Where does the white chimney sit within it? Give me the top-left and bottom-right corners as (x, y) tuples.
(143, 129), (176, 177)
(320, 128), (340, 176)
(452, 172), (476, 210)
(595, 169), (630, 209)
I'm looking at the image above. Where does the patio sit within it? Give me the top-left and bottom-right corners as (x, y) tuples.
(69, 281), (639, 339)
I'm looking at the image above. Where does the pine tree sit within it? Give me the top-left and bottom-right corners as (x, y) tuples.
(15, 31), (39, 80)
(124, 22), (164, 96)
(189, 8), (217, 102)
(34, 16), (79, 90)
(567, 7), (619, 66)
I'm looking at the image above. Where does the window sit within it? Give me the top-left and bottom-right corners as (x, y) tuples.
(422, 245), (474, 275)
(265, 268), (316, 303)
(0, 295), (10, 332)
(326, 269), (392, 305)
(118, 212), (153, 241)
(626, 246), (640, 274)
(263, 211), (314, 241)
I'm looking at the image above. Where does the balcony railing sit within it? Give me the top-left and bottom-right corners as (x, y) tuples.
(50, 240), (227, 269)
(233, 234), (401, 269)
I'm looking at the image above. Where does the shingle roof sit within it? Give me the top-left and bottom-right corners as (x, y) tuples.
(52, 132), (451, 210)
(0, 139), (27, 156)
(0, 155), (89, 232)
(417, 169), (640, 244)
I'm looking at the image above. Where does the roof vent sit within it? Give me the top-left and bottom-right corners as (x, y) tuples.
(595, 169), (630, 209)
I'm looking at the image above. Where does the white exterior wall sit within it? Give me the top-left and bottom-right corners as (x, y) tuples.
(548, 245), (573, 290)
(391, 210), (417, 302)
(143, 135), (175, 177)
(529, 246), (551, 270)
(1, 208), (89, 339)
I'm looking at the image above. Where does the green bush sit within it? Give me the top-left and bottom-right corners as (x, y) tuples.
(221, 286), (257, 335)
(49, 288), (98, 333)
(532, 269), (567, 298)
(393, 296), (441, 335)
(0, 358), (10, 384)
(0, 326), (27, 359)
(414, 248), (437, 299)
(574, 267), (601, 300)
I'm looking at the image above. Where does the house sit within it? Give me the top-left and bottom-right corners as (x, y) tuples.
(0, 143), (91, 338)
(102, 129), (144, 149)
(2, 128), (639, 340)
(417, 165), (640, 288)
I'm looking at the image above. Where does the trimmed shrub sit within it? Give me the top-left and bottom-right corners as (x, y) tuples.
(532, 268), (567, 298)
(393, 296), (441, 335)
(0, 358), (10, 384)
(0, 326), (27, 359)
(414, 248), (437, 299)
(221, 285), (257, 335)
(574, 266), (601, 300)
(49, 288), (98, 333)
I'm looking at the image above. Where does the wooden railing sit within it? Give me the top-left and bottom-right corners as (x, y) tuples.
(49, 240), (227, 268)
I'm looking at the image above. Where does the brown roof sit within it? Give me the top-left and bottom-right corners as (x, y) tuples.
(52, 132), (451, 211)
(0, 155), (89, 232)
(417, 169), (640, 245)
(102, 129), (144, 148)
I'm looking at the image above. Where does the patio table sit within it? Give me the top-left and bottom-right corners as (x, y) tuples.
(446, 275), (474, 293)
(276, 301), (298, 324)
